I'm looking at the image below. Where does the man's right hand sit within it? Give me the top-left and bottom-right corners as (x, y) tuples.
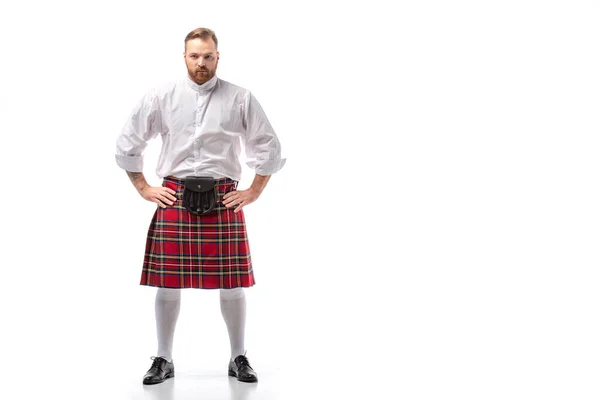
(140, 186), (177, 208)
(126, 171), (177, 208)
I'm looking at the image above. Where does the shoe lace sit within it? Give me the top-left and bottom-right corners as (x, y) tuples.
(236, 355), (251, 367)
(149, 356), (165, 372)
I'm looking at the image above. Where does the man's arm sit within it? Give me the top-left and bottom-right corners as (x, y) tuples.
(249, 173), (271, 197)
(222, 173), (271, 213)
(115, 89), (161, 173)
(126, 171), (150, 193)
(222, 92), (284, 214)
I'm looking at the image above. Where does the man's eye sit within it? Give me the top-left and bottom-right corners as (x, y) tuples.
(205, 55), (213, 60)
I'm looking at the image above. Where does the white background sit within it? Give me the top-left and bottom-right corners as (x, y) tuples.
(1, 0), (599, 399)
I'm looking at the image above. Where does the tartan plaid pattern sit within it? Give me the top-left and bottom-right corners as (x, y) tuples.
(140, 176), (255, 289)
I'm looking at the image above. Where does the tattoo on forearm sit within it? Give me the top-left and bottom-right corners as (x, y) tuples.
(126, 171), (147, 192)
(126, 171), (143, 183)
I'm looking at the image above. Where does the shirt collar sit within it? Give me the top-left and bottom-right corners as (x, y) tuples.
(186, 74), (218, 93)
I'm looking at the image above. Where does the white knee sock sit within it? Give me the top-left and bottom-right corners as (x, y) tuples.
(155, 288), (181, 362)
(220, 288), (246, 360)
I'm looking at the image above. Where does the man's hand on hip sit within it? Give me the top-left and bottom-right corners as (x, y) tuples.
(141, 186), (177, 208)
(223, 188), (259, 213)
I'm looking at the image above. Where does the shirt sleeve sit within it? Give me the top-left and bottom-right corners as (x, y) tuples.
(241, 91), (286, 176)
(115, 89), (161, 172)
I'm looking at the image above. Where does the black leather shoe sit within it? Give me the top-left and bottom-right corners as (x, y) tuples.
(143, 356), (174, 385)
(228, 354), (258, 383)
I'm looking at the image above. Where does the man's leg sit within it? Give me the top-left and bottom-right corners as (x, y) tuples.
(220, 287), (246, 359)
(156, 288), (181, 361)
(221, 287), (258, 382)
(143, 288), (180, 385)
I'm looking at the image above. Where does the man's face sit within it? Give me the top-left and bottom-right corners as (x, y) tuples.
(184, 38), (219, 85)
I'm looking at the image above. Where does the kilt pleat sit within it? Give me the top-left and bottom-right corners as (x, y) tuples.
(140, 176), (255, 289)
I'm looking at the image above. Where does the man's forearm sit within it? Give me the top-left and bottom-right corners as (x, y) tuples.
(249, 174), (271, 196)
(126, 171), (150, 194)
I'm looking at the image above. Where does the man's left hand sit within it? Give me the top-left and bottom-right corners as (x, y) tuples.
(222, 188), (260, 213)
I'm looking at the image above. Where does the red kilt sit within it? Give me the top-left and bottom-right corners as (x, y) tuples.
(140, 176), (255, 289)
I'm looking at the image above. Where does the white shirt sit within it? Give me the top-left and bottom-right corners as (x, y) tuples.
(115, 75), (286, 181)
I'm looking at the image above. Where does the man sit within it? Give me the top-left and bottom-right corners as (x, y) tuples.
(115, 27), (285, 385)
